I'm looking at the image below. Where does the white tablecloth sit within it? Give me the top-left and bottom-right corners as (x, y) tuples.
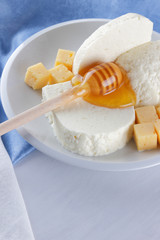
(15, 149), (160, 240)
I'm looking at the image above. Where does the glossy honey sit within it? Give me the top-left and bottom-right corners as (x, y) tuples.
(72, 62), (136, 108)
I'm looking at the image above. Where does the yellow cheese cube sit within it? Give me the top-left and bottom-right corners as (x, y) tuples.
(49, 64), (74, 84)
(156, 106), (160, 118)
(134, 123), (157, 151)
(55, 49), (75, 71)
(154, 119), (160, 144)
(135, 106), (158, 124)
(25, 63), (51, 90)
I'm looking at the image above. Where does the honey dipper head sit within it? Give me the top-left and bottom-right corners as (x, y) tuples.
(82, 62), (124, 96)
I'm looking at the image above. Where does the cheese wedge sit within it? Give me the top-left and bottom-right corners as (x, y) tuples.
(116, 41), (160, 106)
(73, 13), (153, 74)
(42, 82), (135, 156)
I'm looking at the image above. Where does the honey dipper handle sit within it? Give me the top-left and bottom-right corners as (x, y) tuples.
(0, 85), (87, 136)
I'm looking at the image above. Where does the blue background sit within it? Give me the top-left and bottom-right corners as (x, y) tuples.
(0, 0), (160, 163)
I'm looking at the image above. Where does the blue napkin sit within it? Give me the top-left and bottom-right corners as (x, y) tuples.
(0, 0), (159, 164)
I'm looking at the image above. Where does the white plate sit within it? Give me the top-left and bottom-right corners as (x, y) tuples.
(1, 19), (160, 171)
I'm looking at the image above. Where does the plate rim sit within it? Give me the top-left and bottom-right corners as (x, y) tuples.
(1, 18), (160, 171)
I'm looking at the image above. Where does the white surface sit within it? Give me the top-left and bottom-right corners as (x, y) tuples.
(116, 40), (160, 106)
(1, 19), (160, 171)
(42, 82), (135, 156)
(0, 138), (34, 240)
(73, 13), (153, 74)
(15, 150), (160, 240)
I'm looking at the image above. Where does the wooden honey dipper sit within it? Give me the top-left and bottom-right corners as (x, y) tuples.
(0, 62), (136, 136)
(79, 62), (124, 95)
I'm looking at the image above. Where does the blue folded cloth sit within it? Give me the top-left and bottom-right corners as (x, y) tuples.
(0, 0), (160, 163)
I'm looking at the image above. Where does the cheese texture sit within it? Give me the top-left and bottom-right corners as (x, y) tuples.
(49, 64), (74, 84)
(25, 63), (51, 89)
(134, 123), (157, 151)
(154, 120), (160, 144)
(135, 106), (158, 124)
(73, 13), (153, 74)
(116, 41), (160, 106)
(55, 49), (75, 71)
(42, 82), (135, 156)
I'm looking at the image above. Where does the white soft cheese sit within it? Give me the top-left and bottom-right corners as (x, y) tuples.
(42, 82), (135, 156)
(73, 13), (153, 74)
(116, 40), (160, 106)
